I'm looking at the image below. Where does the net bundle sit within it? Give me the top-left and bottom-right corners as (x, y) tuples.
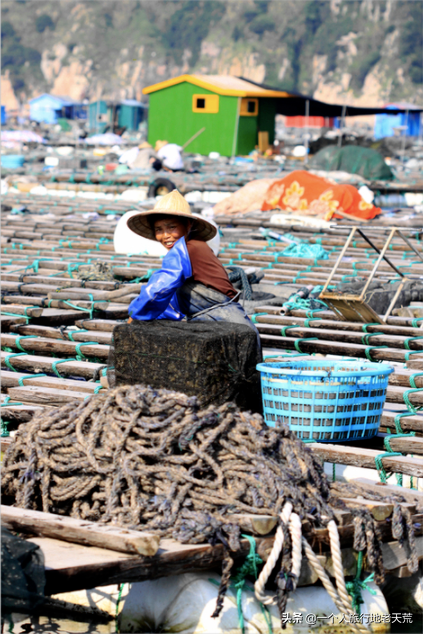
(1, 385), (418, 626)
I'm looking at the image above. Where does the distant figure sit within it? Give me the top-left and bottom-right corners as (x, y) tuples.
(131, 142), (158, 170)
(155, 140), (184, 172)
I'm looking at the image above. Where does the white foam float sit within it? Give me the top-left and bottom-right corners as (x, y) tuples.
(47, 572), (390, 634)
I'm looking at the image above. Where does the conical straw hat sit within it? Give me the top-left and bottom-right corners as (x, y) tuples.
(127, 190), (217, 242)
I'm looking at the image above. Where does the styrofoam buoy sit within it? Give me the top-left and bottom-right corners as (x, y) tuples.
(50, 572), (390, 634)
(114, 210), (167, 257)
(114, 210), (221, 256)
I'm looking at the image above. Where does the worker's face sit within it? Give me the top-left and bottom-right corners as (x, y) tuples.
(154, 217), (191, 250)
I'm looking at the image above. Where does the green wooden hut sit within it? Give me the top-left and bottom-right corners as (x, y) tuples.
(143, 75), (291, 156)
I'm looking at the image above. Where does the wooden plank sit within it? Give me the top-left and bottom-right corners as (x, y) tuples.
(0, 404), (45, 423)
(385, 385), (423, 407)
(1, 370), (105, 394)
(9, 324), (113, 345)
(351, 478), (423, 504)
(380, 410), (423, 433)
(1, 507), (160, 556)
(338, 496), (415, 521)
(7, 386), (90, 405)
(1, 316), (27, 329)
(256, 322), (423, 351)
(1, 351), (105, 380)
(2, 333), (110, 359)
(27, 527), (423, 595)
(309, 443), (423, 477)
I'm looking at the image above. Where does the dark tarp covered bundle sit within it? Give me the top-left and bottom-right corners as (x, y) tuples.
(333, 279), (423, 315)
(309, 145), (394, 181)
(110, 321), (263, 412)
(1, 528), (45, 616)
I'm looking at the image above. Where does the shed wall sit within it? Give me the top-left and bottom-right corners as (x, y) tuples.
(147, 83), (238, 156)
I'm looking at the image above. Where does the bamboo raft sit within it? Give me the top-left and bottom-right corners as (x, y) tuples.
(1, 189), (423, 598)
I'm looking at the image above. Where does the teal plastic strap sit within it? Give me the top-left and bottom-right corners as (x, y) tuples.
(404, 350), (422, 361)
(404, 336), (423, 350)
(251, 313), (267, 323)
(1, 311), (29, 323)
(294, 337), (318, 353)
(280, 325), (298, 337)
(3, 352), (27, 371)
(361, 323), (381, 333)
(51, 358), (77, 378)
(361, 332), (383, 345)
(304, 318), (320, 328)
(14, 335), (37, 352)
(375, 451), (403, 483)
(74, 341), (97, 360)
(67, 329), (88, 342)
(411, 317), (423, 327)
(364, 345), (386, 361)
(18, 373), (47, 387)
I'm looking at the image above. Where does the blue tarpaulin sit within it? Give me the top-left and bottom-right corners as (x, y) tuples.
(374, 104), (422, 139)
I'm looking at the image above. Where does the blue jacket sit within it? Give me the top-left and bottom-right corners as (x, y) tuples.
(128, 237), (192, 321)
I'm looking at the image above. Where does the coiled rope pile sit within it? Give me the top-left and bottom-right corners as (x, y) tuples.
(1, 385), (418, 631)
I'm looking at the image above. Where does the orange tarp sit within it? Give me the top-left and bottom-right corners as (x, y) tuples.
(261, 171), (381, 220)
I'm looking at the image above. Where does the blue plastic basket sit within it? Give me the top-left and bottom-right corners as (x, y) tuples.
(256, 359), (394, 442)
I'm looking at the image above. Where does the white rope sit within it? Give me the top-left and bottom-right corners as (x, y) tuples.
(327, 520), (371, 634)
(254, 501), (292, 604)
(327, 520), (354, 613)
(302, 538), (369, 634)
(288, 513), (302, 587)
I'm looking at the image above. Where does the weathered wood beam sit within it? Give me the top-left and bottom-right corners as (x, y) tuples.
(1, 506), (160, 556)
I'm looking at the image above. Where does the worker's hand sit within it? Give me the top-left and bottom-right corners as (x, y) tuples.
(128, 317), (133, 324)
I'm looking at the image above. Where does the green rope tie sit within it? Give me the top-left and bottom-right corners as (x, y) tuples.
(402, 388), (422, 414)
(294, 337), (318, 353)
(51, 358), (77, 378)
(115, 582), (126, 632)
(404, 350), (423, 361)
(14, 335), (37, 352)
(280, 325), (299, 337)
(361, 323), (381, 333)
(304, 317), (320, 328)
(364, 345), (386, 361)
(305, 309), (326, 318)
(411, 317), (423, 327)
(1, 397), (23, 407)
(346, 551), (377, 614)
(251, 312), (268, 324)
(393, 411), (415, 434)
(375, 451), (403, 483)
(67, 329), (88, 342)
(361, 332), (383, 345)
(1, 419), (10, 437)
(74, 341), (97, 360)
(18, 373), (47, 387)
(404, 336), (423, 350)
(209, 535), (273, 634)
(1, 311), (29, 323)
(93, 384), (103, 394)
(3, 352), (27, 371)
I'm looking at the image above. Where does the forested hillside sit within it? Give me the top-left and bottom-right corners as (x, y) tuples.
(1, 0), (422, 107)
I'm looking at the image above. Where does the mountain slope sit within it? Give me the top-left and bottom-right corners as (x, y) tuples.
(1, 0), (422, 108)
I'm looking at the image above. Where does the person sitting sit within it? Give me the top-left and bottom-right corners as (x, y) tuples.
(126, 190), (260, 343)
(155, 140), (184, 172)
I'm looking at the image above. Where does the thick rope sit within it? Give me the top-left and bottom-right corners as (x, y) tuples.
(288, 513), (302, 588)
(302, 538), (369, 634)
(254, 502), (293, 604)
